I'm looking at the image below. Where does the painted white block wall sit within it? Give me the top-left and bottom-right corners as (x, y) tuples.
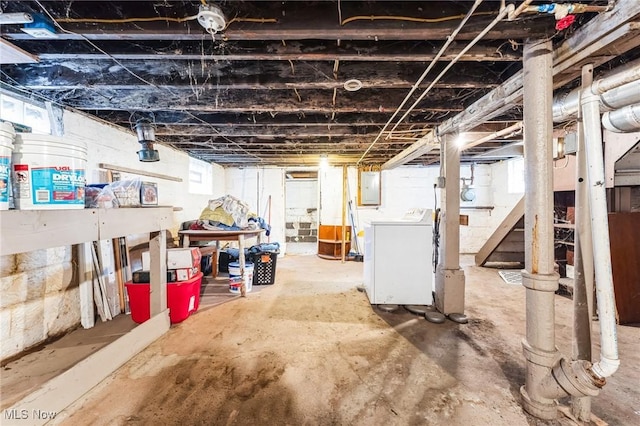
(285, 179), (318, 241)
(0, 110), (224, 361)
(224, 167), (286, 250)
(316, 164), (521, 255)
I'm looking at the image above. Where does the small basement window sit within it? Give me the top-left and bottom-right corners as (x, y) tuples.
(0, 93), (51, 134)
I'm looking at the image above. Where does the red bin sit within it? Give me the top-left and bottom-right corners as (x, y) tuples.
(125, 272), (202, 324)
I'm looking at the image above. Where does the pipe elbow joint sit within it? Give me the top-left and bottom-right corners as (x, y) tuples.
(539, 358), (603, 399)
(591, 356), (620, 380)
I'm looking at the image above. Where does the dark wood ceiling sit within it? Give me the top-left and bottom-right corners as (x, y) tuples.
(1, 1), (638, 167)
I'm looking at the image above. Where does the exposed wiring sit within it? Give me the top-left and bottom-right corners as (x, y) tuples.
(55, 15), (277, 28)
(432, 184), (440, 272)
(341, 11), (496, 26)
(225, 17), (278, 28)
(34, 0), (159, 89)
(388, 3), (513, 135)
(57, 16), (198, 24)
(356, 0), (485, 164)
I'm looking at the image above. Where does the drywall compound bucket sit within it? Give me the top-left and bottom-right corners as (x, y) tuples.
(12, 134), (87, 210)
(0, 121), (15, 210)
(228, 262), (254, 294)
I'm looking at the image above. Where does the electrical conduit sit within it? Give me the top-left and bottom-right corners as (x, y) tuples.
(356, 0), (485, 164)
(389, 3), (515, 134)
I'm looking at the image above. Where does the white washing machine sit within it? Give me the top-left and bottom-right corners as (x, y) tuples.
(363, 208), (433, 305)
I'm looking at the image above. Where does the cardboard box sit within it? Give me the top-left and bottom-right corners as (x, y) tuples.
(142, 247), (201, 271)
(174, 267), (199, 281)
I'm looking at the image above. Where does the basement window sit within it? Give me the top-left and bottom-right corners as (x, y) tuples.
(507, 157), (525, 193)
(188, 156), (213, 194)
(0, 93), (51, 134)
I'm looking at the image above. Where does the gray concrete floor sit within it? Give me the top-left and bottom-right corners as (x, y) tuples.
(3, 255), (639, 425)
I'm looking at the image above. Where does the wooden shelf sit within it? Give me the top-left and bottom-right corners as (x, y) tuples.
(1, 207), (174, 421)
(0, 207), (173, 256)
(317, 225), (351, 260)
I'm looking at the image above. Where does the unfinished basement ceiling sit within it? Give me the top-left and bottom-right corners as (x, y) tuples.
(1, 1), (639, 167)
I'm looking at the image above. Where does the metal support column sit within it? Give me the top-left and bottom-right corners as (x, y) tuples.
(520, 39), (561, 420)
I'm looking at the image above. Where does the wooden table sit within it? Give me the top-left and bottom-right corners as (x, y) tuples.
(178, 229), (265, 296)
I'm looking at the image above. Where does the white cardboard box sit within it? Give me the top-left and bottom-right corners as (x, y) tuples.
(142, 247), (201, 271)
(174, 267), (198, 281)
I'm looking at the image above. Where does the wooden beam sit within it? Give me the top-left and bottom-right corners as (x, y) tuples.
(97, 163), (183, 183)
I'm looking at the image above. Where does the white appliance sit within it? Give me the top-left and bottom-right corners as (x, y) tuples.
(363, 208), (433, 305)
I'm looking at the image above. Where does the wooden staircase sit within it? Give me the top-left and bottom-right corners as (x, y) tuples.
(475, 197), (525, 266)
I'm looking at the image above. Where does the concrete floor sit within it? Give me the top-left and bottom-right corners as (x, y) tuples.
(3, 255), (639, 425)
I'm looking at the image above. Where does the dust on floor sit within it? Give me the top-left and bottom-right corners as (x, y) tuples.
(52, 255), (639, 426)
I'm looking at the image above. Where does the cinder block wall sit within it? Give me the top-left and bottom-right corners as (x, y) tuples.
(285, 179), (318, 243)
(0, 110), (222, 362)
(317, 164), (523, 255)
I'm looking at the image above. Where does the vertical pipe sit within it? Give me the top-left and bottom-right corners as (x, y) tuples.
(571, 64), (595, 421)
(520, 39), (560, 420)
(582, 83), (620, 380)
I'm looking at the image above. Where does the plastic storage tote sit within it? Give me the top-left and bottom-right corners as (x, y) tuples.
(125, 272), (202, 324)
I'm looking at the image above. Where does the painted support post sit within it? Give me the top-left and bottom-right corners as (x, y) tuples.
(520, 39), (561, 420)
(434, 133), (465, 315)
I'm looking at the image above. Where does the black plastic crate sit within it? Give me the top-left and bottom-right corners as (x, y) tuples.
(218, 250), (240, 273)
(250, 251), (279, 285)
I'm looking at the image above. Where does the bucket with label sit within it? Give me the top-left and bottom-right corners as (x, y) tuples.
(228, 262), (254, 294)
(12, 134), (87, 210)
(0, 122), (15, 210)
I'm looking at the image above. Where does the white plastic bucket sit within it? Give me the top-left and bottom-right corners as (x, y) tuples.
(0, 122), (15, 210)
(11, 134), (87, 210)
(228, 262), (254, 294)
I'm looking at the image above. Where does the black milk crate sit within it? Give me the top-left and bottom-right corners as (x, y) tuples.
(250, 251), (279, 285)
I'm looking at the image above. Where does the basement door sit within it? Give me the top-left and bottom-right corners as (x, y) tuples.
(284, 170), (318, 255)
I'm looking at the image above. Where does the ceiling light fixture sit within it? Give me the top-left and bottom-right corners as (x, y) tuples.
(197, 3), (226, 37)
(344, 79), (363, 92)
(133, 118), (160, 162)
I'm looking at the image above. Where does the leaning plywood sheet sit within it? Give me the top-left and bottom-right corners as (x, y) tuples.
(475, 197), (525, 266)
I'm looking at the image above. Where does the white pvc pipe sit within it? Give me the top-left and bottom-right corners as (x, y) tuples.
(581, 90), (620, 380)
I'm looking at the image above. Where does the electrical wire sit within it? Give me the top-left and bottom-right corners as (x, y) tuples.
(356, 0), (485, 165)
(55, 16), (277, 29)
(388, 4), (513, 136)
(340, 11), (496, 26)
(57, 16), (198, 24)
(34, 0), (159, 89)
